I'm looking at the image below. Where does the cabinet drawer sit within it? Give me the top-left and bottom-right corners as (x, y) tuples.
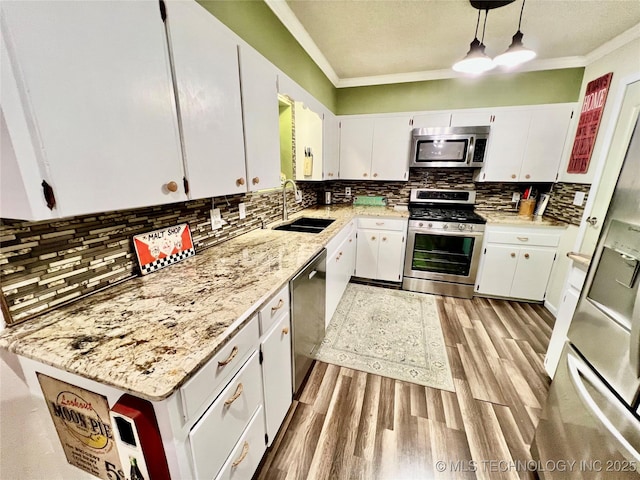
(190, 351), (263, 480)
(357, 217), (407, 231)
(259, 285), (289, 335)
(326, 220), (355, 257)
(181, 316), (259, 422)
(214, 406), (267, 480)
(485, 230), (561, 247)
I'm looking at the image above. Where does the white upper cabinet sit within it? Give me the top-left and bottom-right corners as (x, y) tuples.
(0, 0), (185, 220)
(238, 46), (281, 191)
(450, 111), (493, 127)
(323, 113), (340, 180)
(294, 102), (324, 181)
(339, 115), (410, 181)
(165, 0), (247, 198)
(339, 117), (375, 180)
(412, 112), (452, 129)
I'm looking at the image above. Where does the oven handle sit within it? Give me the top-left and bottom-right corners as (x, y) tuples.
(408, 227), (484, 238)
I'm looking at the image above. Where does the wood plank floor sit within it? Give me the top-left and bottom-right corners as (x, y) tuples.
(256, 295), (555, 480)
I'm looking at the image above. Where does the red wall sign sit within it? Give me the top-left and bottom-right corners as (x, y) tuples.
(567, 72), (613, 174)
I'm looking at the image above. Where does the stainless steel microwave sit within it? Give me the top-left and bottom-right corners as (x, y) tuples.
(410, 126), (490, 168)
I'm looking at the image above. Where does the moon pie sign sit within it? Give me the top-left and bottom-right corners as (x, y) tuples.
(37, 373), (125, 480)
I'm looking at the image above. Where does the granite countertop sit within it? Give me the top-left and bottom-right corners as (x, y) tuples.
(0, 205), (406, 401)
(477, 210), (568, 227)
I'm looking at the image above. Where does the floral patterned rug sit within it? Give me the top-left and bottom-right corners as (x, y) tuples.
(315, 283), (454, 391)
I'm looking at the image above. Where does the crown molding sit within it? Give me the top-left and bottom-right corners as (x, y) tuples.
(264, 0), (339, 86)
(584, 23), (640, 65)
(336, 57), (587, 88)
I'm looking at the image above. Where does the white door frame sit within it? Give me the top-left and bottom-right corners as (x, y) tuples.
(574, 71), (640, 250)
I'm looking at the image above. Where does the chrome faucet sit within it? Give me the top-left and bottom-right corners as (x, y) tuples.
(282, 179), (299, 221)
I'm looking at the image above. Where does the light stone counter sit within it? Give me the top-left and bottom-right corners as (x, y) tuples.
(0, 205), (407, 401)
(477, 211), (568, 228)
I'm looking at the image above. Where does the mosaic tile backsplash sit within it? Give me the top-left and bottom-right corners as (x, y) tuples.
(0, 169), (588, 326)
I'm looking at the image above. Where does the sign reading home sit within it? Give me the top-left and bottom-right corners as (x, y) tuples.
(567, 72), (613, 174)
(37, 373), (124, 480)
(133, 223), (195, 275)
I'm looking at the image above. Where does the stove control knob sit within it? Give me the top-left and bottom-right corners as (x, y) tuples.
(428, 223), (433, 228)
(458, 224), (465, 231)
(468, 225), (474, 231)
(418, 222), (424, 227)
(443, 224), (449, 230)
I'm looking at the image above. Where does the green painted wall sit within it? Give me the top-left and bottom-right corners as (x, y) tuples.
(336, 68), (585, 115)
(196, 0), (337, 112)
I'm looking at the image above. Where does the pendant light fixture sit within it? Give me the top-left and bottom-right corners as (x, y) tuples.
(494, 0), (536, 67)
(452, 9), (495, 74)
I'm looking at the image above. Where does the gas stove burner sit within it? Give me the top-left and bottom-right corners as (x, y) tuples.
(409, 207), (486, 224)
(408, 188), (486, 224)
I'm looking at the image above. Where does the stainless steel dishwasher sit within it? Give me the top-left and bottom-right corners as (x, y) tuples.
(291, 249), (326, 394)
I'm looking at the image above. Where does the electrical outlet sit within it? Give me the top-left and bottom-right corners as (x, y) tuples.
(345, 187), (351, 196)
(512, 192), (521, 202)
(238, 202), (246, 220)
(210, 208), (222, 230)
(295, 190), (302, 203)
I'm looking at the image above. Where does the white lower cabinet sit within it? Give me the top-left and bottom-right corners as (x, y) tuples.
(189, 351), (263, 480)
(475, 225), (563, 301)
(260, 312), (293, 446)
(326, 221), (357, 326)
(355, 217), (407, 282)
(214, 407), (267, 480)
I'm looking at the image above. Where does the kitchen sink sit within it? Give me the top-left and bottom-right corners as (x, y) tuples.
(273, 217), (335, 234)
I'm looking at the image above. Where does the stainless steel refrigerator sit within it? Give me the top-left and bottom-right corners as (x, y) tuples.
(531, 118), (640, 478)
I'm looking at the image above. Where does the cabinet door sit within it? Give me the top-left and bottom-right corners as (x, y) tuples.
(520, 106), (574, 183)
(450, 111), (492, 126)
(261, 314), (292, 445)
(371, 116), (411, 181)
(376, 231), (405, 282)
(479, 110), (531, 182)
(323, 113), (340, 180)
(355, 229), (379, 279)
(475, 244), (518, 297)
(1, 0), (185, 218)
(295, 102), (324, 181)
(510, 246), (557, 301)
(166, 0), (247, 198)
(339, 117), (374, 180)
(412, 113), (452, 128)
(238, 46), (281, 191)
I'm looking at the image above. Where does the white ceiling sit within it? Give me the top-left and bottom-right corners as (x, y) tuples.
(266, 0), (640, 87)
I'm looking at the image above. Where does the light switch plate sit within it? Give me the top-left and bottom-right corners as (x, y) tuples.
(238, 203), (246, 219)
(573, 191), (586, 206)
(210, 208), (224, 230)
(345, 187), (351, 196)
(512, 192), (520, 202)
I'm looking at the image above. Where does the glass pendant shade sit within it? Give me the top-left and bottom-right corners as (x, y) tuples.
(494, 30), (536, 67)
(452, 38), (495, 74)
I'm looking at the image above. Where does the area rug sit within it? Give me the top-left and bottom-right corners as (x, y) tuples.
(315, 283), (454, 392)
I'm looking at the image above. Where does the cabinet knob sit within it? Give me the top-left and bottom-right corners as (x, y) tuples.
(236, 177), (245, 186)
(510, 252), (516, 258)
(524, 253), (530, 259)
(282, 326), (289, 335)
(382, 237), (387, 241)
(167, 181), (178, 192)
(339, 251), (343, 256)
(586, 216), (598, 226)
(511, 174), (517, 179)
(363, 173), (368, 177)
(372, 236), (376, 240)
(373, 173), (378, 178)
(525, 174), (531, 179)
(349, 238), (352, 243)
(328, 172), (334, 177)
(252, 177), (260, 185)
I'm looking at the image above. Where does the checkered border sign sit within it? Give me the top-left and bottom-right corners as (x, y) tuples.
(140, 248), (195, 275)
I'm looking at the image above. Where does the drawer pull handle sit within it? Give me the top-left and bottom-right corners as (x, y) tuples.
(218, 346), (238, 367)
(224, 383), (244, 406)
(517, 237), (529, 241)
(510, 252), (516, 258)
(271, 299), (284, 315)
(282, 326), (289, 335)
(524, 253), (530, 259)
(232, 441), (250, 468)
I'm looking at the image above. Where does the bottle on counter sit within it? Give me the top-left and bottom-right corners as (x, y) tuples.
(130, 456), (145, 480)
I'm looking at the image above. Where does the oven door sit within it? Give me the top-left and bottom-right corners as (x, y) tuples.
(404, 224), (484, 284)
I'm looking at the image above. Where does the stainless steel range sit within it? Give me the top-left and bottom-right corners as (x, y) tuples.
(402, 188), (486, 298)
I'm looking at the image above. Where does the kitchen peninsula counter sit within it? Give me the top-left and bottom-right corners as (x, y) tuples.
(0, 205), (407, 401)
(477, 211), (568, 227)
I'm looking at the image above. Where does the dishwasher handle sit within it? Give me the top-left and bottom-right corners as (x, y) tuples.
(308, 270), (318, 280)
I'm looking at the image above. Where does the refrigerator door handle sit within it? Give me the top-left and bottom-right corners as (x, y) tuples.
(567, 351), (640, 462)
(631, 286), (640, 378)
